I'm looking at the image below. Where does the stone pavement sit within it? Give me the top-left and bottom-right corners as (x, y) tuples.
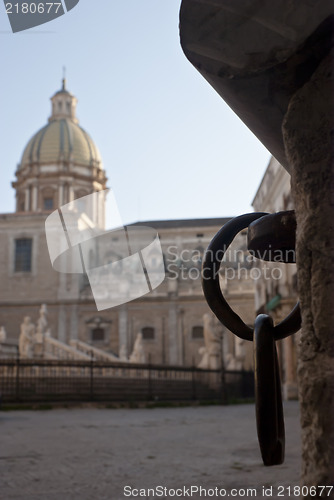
(0, 402), (301, 500)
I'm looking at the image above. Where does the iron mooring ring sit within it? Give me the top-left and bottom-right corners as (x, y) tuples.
(201, 213), (302, 466)
(201, 213), (301, 342)
(254, 315), (285, 466)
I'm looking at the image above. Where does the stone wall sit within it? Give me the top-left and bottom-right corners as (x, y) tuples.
(283, 49), (334, 490)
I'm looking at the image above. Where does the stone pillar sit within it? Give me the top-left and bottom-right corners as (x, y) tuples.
(179, 309), (185, 365)
(70, 304), (78, 341)
(32, 185), (38, 211)
(118, 306), (128, 357)
(282, 50), (334, 490)
(69, 185), (74, 202)
(235, 336), (245, 360)
(24, 187), (30, 211)
(278, 303), (298, 400)
(92, 190), (98, 225)
(161, 316), (166, 365)
(168, 302), (178, 365)
(282, 335), (298, 400)
(58, 184), (64, 207)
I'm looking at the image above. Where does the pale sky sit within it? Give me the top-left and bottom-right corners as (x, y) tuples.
(0, 0), (271, 227)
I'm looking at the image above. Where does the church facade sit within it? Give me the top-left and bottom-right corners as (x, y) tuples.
(0, 81), (256, 370)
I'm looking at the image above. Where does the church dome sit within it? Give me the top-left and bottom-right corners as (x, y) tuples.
(20, 119), (102, 168)
(19, 79), (102, 170)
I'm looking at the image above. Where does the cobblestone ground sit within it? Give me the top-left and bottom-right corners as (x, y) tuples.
(0, 402), (300, 500)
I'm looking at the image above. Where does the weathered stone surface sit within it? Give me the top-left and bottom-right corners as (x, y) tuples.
(283, 49), (334, 492)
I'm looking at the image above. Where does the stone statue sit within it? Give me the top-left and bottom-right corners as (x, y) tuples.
(197, 345), (209, 369)
(33, 304), (49, 358)
(119, 344), (128, 362)
(224, 335), (245, 370)
(198, 313), (221, 370)
(225, 353), (237, 370)
(129, 333), (146, 363)
(19, 316), (35, 358)
(0, 326), (7, 343)
(36, 304), (48, 339)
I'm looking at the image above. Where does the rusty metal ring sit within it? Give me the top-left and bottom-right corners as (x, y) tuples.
(254, 314), (285, 466)
(201, 213), (301, 341)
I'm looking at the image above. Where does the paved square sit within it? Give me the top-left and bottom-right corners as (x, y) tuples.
(0, 402), (300, 499)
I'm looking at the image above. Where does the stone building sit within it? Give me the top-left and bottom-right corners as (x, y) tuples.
(0, 81), (256, 369)
(252, 156), (299, 399)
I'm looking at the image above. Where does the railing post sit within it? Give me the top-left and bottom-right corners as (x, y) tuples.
(90, 350), (94, 401)
(221, 364), (226, 404)
(15, 347), (20, 402)
(148, 354), (152, 401)
(191, 357), (197, 401)
(241, 368), (246, 399)
(192, 366), (197, 401)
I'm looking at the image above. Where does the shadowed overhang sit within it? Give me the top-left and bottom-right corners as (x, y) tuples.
(180, 0), (334, 173)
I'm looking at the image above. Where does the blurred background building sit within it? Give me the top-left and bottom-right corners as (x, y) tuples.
(0, 82), (299, 398)
(252, 157), (299, 399)
(0, 81), (255, 371)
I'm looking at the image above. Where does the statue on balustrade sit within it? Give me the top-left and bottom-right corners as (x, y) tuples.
(36, 304), (49, 340)
(0, 326), (7, 355)
(198, 313), (222, 370)
(225, 337), (245, 370)
(129, 333), (146, 363)
(119, 344), (128, 362)
(33, 304), (51, 358)
(19, 316), (35, 358)
(0, 326), (7, 343)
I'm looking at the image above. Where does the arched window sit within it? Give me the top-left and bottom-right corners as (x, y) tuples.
(91, 327), (105, 342)
(141, 327), (155, 340)
(75, 190), (89, 216)
(86, 316), (112, 345)
(42, 188), (55, 211)
(192, 326), (204, 339)
(14, 238), (32, 273)
(43, 197), (54, 210)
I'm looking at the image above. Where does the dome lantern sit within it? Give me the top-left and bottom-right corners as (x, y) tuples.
(49, 78), (78, 124)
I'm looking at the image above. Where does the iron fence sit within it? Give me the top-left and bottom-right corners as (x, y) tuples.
(0, 359), (254, 404)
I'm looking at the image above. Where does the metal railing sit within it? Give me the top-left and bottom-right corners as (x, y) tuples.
(0, 358), (254, 404)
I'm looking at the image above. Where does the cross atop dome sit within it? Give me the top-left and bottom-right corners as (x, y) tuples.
(62, 66), (66, 90)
